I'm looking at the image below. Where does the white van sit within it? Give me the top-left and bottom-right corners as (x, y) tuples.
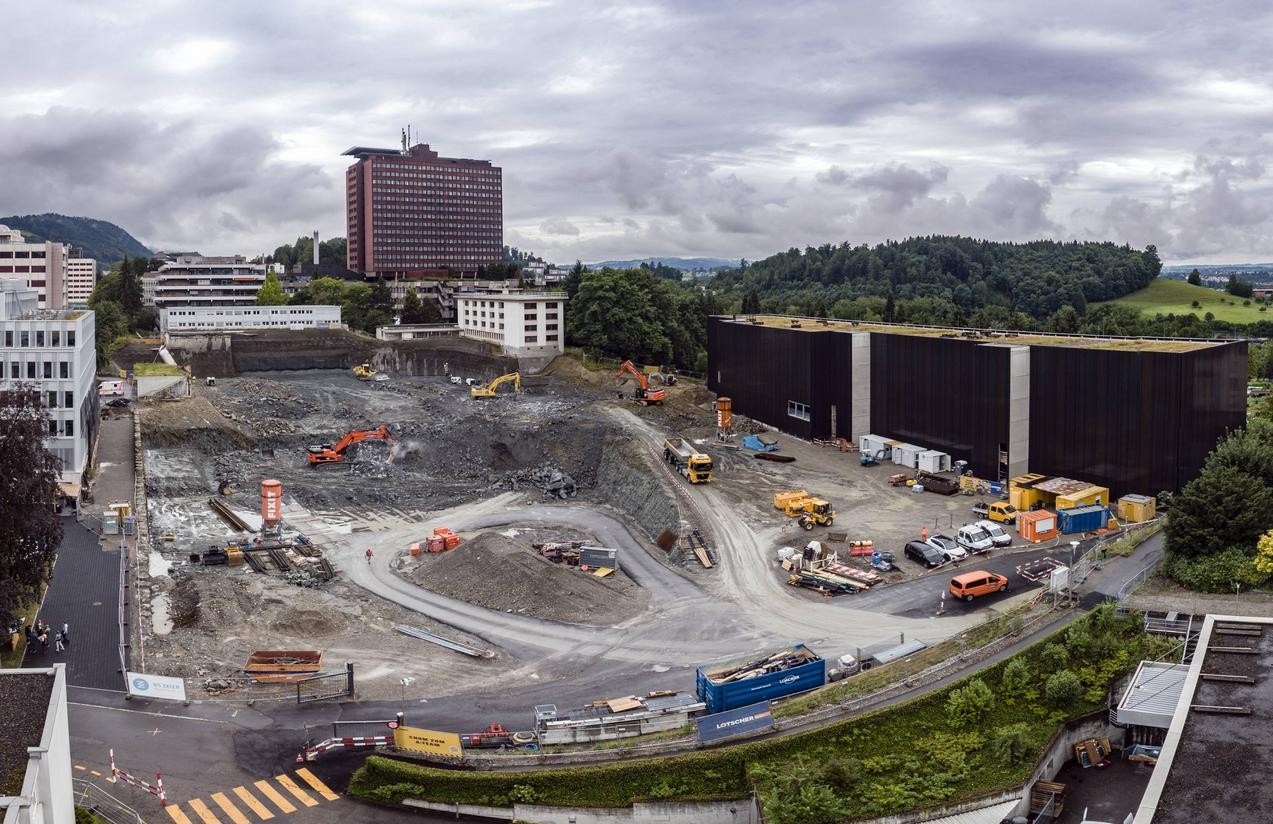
(956, 524), (995, 554)
(975, 519), (1013, 547)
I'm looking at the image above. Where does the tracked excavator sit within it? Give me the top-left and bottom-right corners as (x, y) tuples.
(614, 360), (666, 405)
(306, 425), (395, 466)
(471, 372), (521, 398)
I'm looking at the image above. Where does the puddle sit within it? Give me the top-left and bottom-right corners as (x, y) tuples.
(151, 593), (173, 635)
(650, 664), (671, 673)
(149, 550), (172, 578)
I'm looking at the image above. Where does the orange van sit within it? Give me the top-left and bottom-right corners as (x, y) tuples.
(949, 570), (1009, 602)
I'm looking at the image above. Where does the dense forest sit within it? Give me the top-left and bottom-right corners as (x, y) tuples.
(2, 213), (151, 264)
(711, 237), (1162, 324)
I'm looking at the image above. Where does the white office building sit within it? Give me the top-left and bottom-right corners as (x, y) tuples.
(0, 283), (97, 485)
(65, 258), (97, 306)
(454, 290), (567, 356)
(0, 225), (68, 310)
(0, 665), (73, 824)
(142, 256), (265, 307)
(159, 305), (342, 335)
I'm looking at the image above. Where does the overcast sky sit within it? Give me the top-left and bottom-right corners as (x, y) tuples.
(3, 1), (1273, 264)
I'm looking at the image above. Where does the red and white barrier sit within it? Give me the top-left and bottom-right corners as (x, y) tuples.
(108, 749), (167, 806)
(297, 735), (394, 763)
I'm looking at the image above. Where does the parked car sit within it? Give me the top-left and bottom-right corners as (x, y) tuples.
(949, 570), (1009, 602)
(107, 398), (132, 408)
(956, 524), (995, 554)
(927, 534), (966, 561)
(905, 541), (947, 568)
(975, 519), (1013, 547)
(972, 500), (1019, 524)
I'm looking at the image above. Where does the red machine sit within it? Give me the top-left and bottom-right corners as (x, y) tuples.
(306, 425), (394, 466)
(459, 724), (537, 749)
(260, 479), (283, 534)
(614, 361), (666, 405)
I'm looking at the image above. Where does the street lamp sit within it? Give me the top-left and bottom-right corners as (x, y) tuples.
(399, 676), (414, 704)
(1069, 541), (1080, 605)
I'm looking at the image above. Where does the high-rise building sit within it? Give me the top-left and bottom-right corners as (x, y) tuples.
(342, 141), (502, 277)
(66, 257), (98, 306)
(0, 224), (68, 309)
(0, 282), (98, 485)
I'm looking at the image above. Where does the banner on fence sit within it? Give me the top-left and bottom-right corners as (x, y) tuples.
(696, 701), (773, 744)
(126, 671), (187, 702)
(393, 726), (463, 757)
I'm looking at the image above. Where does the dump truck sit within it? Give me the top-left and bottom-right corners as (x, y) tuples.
(695, 644), (826, 713)
(663, 438), (713, 483)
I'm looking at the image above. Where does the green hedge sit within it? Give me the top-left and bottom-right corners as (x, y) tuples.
(349, 605), (1171, 823)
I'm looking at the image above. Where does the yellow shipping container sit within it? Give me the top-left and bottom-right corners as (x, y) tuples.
(1117, 494), (1156, 523)
(1055, 485), (1109, 510)
(1008, 474), (1050, 511)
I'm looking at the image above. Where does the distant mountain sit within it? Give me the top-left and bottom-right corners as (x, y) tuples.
(590, 256), (736, 271)
(0, 213), (151, 265)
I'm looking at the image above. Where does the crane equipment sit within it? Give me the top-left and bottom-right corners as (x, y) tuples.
(615, 360), (666, 405)
(471, 372), (521, 398)
(306, 425), (394, 466)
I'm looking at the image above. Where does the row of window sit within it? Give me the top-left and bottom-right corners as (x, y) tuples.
(370, 182), (500, 192)
(166, 309), (326, 317)
(371, 166), (499, 180)
(0, 266), (47, 274)
(7, 361), (74, 380)
(4, 329), (77, 347)
(787, 400), (811, 421)
(48, 418), (74, 438)
(525, 335), (559, 343)
(0, 250), (47, 258)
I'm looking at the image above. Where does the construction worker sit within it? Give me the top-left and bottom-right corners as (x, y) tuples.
(365, 548), (374, 564)
(920, 526), (929, 542)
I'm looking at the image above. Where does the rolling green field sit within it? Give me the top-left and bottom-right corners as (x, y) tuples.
(1110, 277), (1269, 322)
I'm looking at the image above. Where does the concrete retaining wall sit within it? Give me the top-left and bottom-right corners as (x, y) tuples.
(1009, 710), (1115, 819)
(403, 797), (761, 824)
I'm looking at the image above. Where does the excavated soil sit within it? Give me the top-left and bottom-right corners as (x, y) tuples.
(400, 531), (649, 626)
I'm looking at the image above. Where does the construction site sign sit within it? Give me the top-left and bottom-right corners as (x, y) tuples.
(393, 726), (463, 757)
(696, 701), (773, 744)
(126, 671), (187, 702)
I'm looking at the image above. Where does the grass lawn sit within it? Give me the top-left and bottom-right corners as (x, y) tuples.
(1109, 278), (1269, 323)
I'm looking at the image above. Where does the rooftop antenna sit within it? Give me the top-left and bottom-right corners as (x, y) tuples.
(401, 127), (407, 153)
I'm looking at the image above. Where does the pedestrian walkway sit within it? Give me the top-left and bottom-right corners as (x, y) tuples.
(160, 770), (339, 823)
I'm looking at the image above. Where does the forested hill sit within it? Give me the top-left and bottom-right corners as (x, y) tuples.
(0, 213), (151, 265)
(711, 236), (1161, 323)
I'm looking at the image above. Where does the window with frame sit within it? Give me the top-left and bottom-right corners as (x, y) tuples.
(787, 400), (810, 421)
(65, 419), (73, 437)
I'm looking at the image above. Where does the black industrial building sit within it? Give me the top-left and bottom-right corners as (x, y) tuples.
(707, 316), (1247, 497)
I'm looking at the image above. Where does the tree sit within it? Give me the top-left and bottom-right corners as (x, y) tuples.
(1001, 657), (1032, 698)
(883, 293), (896, 323)
(1045, 305), (1080, 333)
(741, 289), (761, 315)
(1227, 274), (1254, 298)
(0, 389), (63, 622)
(568, 268), (673, 364)
(565, 260), (586, 302)
(990, 723), (1032, 764)
(400, 289), (427, 324)
(91, 300), (128, 364)
(945, 678), (994, 726)
(256, 273), (289, 305)
(1044, 670), (1083, 708)
(306, 277), (347, 307)
(1166, 462), (1273, 559)
(1188, 268), (1202, 286)
(364, 278), (395, 330)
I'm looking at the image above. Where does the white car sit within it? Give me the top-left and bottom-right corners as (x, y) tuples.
(956, 524), (995, 553)
(975, 519), (1013, 547)
(926, 534), (967, 561)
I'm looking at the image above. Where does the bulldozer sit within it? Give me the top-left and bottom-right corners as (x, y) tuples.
(795, 498), (836, 530)
(471, 372), (521, 398)
(352, 362), (376, 380)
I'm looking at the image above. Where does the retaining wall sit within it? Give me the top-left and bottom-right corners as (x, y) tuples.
(403, 797), (761, 824)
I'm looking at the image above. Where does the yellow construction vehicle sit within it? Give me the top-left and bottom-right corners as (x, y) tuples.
(774, 490), (836, 529)
(352, 362), (377, 380)
(471, 372), (521, 398)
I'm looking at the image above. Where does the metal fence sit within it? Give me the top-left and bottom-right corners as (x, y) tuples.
(297, 663), (355, 704)
(331, 718), (401, 738)
(1117, 557), (1164, 603)
(73, 778), (147, 824)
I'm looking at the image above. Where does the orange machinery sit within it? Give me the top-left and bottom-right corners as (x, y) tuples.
(614, 361), (667, 405)
(306, 425), (394, 466)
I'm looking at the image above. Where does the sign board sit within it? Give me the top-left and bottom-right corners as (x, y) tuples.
(696, 701), (773, 744)
(1049, 565), (1071, 594)
(393, 725), (463, 757)
(126, 671), (187, 702)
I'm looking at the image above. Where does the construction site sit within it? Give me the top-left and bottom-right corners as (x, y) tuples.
(129, 334), (1108, 708)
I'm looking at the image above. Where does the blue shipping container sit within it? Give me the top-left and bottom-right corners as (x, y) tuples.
(696, 701), (774, 744)
(1059, 504), (1110, 534)
(695, 645), (826, 713)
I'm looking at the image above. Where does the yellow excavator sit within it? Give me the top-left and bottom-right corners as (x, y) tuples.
(471, 372), (521, 398)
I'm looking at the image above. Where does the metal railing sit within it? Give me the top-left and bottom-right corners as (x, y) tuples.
(1117, 557), (1163, 603)
(73, 778), (146, 824)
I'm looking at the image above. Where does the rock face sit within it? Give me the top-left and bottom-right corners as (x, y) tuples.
(591, 438), (681, 543)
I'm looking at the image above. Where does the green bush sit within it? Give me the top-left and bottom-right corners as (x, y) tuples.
(990, 722), (1032, 764)
(1000, 658), (1032, 699)
(1044, 670), (1083, 708)
(1164, 547), (1270, 592)
(1039, 643), (1069, 671)
(75, 809), (109, 824)
(945, 678), (994, 725)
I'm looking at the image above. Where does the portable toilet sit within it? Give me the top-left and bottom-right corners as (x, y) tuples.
(1117, 494), (1157, 523)
(1018, 509), (1058, 542)
(917, 450), (951, 474)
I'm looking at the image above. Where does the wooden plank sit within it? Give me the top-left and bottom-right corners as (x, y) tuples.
(252, 781), (296, 814)
(592, 566), (614, 578)
(231, 786), (275, 820)
(274, 775), (318, 807)
(293, 768), (339, 802)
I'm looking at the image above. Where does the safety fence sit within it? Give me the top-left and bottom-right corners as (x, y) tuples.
(73, 778), (147, 824)
(296, 663), (355, 704)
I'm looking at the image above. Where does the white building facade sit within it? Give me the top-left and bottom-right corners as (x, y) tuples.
(0, 225), (68, 310)
(455, 291), (567, 355)
(143, 256), (265, 307)
(0, 283), (97, 484)
(159, 305), (342, 335)
(0, 665), (73, 824)
(65, 258), (97, 306)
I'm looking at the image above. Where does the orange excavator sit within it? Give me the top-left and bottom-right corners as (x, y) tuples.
(615, 361), (667, 405)
(307, 425), (395, 466)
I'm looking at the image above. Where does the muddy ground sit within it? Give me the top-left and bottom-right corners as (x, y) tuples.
(399, 526), (649, 626)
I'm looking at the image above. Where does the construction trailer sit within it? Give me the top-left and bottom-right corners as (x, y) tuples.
(534, 693), (705, 745)
(695, 644), (826, 713)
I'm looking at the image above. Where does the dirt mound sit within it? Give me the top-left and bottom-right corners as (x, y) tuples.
(142, 397), (257, 450)
(402, 531), (649, 626)
(541, 355), (613, 388)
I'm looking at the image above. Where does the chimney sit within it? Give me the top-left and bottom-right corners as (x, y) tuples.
(312, 230), (320, 265)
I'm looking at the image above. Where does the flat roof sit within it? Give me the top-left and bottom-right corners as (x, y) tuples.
(1117, 661), (1190, 728)
(455, 291), (567, 302)
(1136, 616), (1273, 824)
(0, 670), (56, 796)
(717, 314), (1235, 353)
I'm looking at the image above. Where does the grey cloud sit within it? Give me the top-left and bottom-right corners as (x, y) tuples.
(539, 217), (581, 236)
(851, 164), (950, 213)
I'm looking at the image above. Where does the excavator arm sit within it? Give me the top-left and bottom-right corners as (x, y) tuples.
(615, 360), (665, 405)
(307, 425), (393, 465)
(615, 360), (650, 390)
(471, 372), (521, 398)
